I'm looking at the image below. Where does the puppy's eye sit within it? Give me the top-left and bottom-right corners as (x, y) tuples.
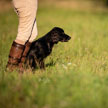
(54, 32), (58, 36)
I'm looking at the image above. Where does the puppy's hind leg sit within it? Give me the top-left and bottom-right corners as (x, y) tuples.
(38, 60), (45, 70)
(27, 55), (36, 70)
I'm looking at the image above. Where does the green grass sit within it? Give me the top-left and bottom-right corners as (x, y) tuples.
(0, 5), (108, 108)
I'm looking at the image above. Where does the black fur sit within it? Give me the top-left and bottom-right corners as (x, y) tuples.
(26, 27), (71, 70)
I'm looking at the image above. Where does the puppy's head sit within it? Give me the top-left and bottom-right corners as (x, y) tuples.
(50, 27), (71, 43)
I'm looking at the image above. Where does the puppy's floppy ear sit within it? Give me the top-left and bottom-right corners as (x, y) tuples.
(52, 37), (59, 43)
(51, 31), (60, 43)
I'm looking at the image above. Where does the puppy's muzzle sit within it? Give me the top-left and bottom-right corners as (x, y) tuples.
(61, 35), (71, 42)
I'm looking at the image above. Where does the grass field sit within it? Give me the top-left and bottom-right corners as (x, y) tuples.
(0, 1), (108, 108)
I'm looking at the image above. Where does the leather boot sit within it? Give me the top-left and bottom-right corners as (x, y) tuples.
(7, 41), (25, 71)
(19, 41), (32, 71)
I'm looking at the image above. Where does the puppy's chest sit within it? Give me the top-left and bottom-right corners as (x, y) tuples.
(35, 42), (52, 58)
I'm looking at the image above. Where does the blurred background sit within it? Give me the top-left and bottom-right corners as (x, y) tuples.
(1, 0), (108, 108)
(0, 0), (108, 12)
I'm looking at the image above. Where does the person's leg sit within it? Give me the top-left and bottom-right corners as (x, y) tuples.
(19, 20), (38, 71)
(14, 0), (38, 44)
(18, 0), (38, 70)
(7, 0), (38, 71)
(6, 41), (25, 71)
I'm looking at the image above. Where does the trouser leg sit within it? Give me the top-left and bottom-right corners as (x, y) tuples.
(13, 0), (38, 44)
(7, 0), (38, 71)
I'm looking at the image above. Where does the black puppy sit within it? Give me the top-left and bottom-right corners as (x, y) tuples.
(26, 27), (71, 70)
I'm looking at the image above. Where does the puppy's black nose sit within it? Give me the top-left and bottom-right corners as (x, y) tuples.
(67, 36), (71, 40)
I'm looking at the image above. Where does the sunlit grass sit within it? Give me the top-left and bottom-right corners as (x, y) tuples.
(0, 4), (108, 108)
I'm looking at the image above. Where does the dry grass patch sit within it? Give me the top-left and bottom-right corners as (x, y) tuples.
(0, 1), (12, 13)
(39, 0), (108, 12)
